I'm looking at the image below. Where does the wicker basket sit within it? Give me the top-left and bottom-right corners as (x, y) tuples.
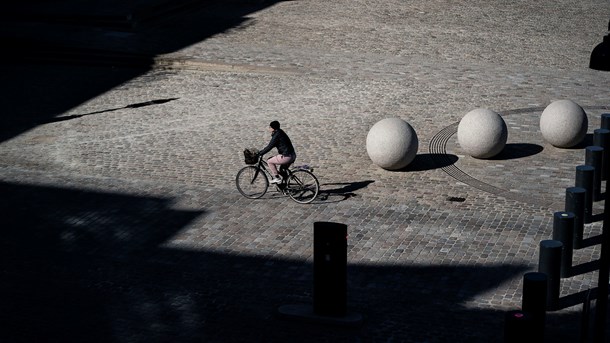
(243, 148), (259, 164)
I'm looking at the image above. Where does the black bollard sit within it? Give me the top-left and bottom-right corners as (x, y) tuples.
(585, 146), (604, 201)
(522, 272), (547, 342)
(601, 113), (610, 131)
(593, 178), (610, 342)
(552, 211), (575, 278)
(538, 240), (563, 310)
(576, 165), (595, 223)
(313, 221), (347, 317)
(504, 310), (533, 343)
(594, 129), (610, 181)
(565, 187), (586, 249)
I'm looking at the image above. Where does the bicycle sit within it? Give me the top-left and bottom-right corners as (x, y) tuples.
(236, 149), (320, 204)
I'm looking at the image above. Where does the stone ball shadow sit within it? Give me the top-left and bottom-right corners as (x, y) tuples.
(487, 143), (544, 160)
(401, 153), (459, 172)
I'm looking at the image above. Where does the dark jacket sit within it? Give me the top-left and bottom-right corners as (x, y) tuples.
(259, 129), (295, 156)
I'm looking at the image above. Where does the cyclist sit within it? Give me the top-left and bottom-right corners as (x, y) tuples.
(257, 120), (296, 184)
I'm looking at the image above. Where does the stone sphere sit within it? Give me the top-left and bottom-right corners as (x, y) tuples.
(457, 108), (508, 159)
(366, 117), (419, 170)
(539, 100), (587, 148)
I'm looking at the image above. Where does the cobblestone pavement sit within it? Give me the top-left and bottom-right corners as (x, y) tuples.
(1, 0), (610, 342)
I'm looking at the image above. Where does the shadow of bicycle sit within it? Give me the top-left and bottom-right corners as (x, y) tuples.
(314, 180), (375, 203)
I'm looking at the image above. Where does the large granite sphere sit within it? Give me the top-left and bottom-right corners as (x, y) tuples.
(366, 117), (419, 170)
(457, 108), (508, 159)
(540, 100), (588, 148)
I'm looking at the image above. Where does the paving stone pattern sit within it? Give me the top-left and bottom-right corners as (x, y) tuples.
(1, 0), (610, 342)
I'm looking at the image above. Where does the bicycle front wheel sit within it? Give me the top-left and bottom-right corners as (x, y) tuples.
(286, 170), (319, 204)
(236, 166), (269, 199)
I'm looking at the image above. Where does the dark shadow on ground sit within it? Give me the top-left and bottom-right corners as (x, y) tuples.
(0, 0), (287, 142)
(0, 65), (149, 142)
(0, 181), (605, 342)
(0, 181), (203, 257)
(402, 153), (459, 172)
(570, 133), (595, 150)
(490, 143), (544, 160)
(316, 180), (375, 202)
(41, 98), (180, 123)
(0, 181), (203, 342)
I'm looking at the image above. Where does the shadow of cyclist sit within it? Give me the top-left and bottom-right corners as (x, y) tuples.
(316, 180), (375, 203)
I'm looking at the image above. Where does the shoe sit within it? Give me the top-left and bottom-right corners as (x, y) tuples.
(270, 176), (282, 184)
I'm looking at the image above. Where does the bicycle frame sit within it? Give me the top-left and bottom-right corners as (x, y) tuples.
(252, 156), (290, 188)
(237, 153), (319, 203)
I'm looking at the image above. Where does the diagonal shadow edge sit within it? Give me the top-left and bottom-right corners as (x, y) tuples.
(0, 183), (593, 340)
(0, 0), (289, 143)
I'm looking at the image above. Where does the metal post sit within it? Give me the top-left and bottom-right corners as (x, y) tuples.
(552, 211), (574, 278)
(565, 187), (586, 249)
(576, 165), (595, 223)
(522, 272), (547, 342)
(585, 146), (604, 201)
(313, 221), (347, 317)
(538, 240), (563, 310)
(593, 128), (610, 181)
(593, 178), (610, 342)
(601, 113), (610, 131)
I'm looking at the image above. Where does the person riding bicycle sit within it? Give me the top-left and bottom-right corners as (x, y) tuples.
(257, 120), (296, 184)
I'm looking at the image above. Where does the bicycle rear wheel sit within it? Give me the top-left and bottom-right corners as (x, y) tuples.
(286, 170), (319, 204)
(236, 166), (269, 199)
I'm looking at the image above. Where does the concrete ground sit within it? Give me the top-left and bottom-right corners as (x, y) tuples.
(1, 0), (610, 342)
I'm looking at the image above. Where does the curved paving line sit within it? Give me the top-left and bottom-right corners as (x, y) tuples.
(428, 105), (610, 206)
